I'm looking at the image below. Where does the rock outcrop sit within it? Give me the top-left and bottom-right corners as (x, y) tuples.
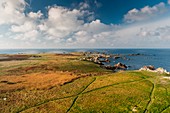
(114, 62), (127, 70)
(140, 65), (155, 71)
(101, 65), (116, 70)
(155, 68), (170, 74)
(139, 65), (170, 74)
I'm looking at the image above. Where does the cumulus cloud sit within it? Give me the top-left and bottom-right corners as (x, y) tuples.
(66, 19), (118, 47)
(14, 30), (39, 41)
(28, 11), (43, 19)
(0, 0), (26, 25)
(9, 10), (43, 40)
(124, 2), (168, 23)
(36, 5), (110, 46)
(0, 0), (44, 41)
(39, 6), (85, 41)
(11, 21), (36, 33)
(83, 19), (113, 33)
(138, 26), (170, 39)
(1, 0), (108, 47)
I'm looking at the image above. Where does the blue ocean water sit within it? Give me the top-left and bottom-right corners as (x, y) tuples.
(0, 49), (169, 71)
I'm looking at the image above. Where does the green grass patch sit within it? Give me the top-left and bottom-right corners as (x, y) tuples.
(83, 71), (148, 92)
(70, 80), (152, 113)
(21, 97), (75, 113)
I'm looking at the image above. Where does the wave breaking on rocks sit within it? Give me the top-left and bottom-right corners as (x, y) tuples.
(139, 65), (170, 74)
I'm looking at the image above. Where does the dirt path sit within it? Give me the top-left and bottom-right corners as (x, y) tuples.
(161, 105), (170, 113)
(18, 78), (96, 113)
(18, 77), (148, 113)
(143, 78), (156, 113)
(83, 78), (147, 94)
(160, 87), (170, 113)
(66, 77), (96, 113)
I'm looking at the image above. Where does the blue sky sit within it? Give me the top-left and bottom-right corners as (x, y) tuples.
(0, 0), (170, 48)
(26, 0), (168, 24)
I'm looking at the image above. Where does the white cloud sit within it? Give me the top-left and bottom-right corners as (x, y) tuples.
(38, 24), (48, 31)
(0, 0), (26, 25)
(66, 19), (118, 47)
(124, 2), (168, 23)
(14, 30), (39, 41)
(0, 0), (104, 47)
(9, 10), (43, 41)
(11, 21), (36, 33)
(115, 17), (170, 47)
(83, 19), (112, 33)
(0, 0), (45, 42)
(77, 2), (95, 22)
(89, 38), (96, 43)
(138, 26), (170, 40)
(28, 11), (43, 19)
(79, 2), (89, 10)
(0, 35), (3, 38)
(41, 6), (84, 40)
(168, 0), (170, 4)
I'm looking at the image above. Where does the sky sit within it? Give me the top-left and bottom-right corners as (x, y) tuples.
(0, 0), (170, 48)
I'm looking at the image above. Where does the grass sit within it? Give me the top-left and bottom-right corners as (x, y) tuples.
(23, 97), (75, 113)
(0, 53), (170, 113)
(0, 54), (110, 76)
(83, 71), (150, 93)
(71, 80), (152, 113)
(148, 77), (170, 112)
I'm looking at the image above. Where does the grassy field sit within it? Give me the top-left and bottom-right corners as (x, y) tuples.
(0, 53), (170, 113)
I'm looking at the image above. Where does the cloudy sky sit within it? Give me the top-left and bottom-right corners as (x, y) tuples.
(0, 0), (170, 48)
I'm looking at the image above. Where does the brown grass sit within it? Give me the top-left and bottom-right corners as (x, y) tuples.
(0, 55), (31, 61)
(0, 71), (77, 93)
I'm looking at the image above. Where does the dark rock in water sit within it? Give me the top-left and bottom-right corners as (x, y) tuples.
(100, 65), (116, 70)
(114, 62), (127, 69)
(113, 56), (129, 61)
(105, 58), (110, 63)
(101, 62), (127, 71)
(99, 58), (110, 63)
(113, 56), (121, 59)
(128, 53), (143, 56)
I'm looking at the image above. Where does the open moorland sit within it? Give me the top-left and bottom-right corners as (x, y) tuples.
(0, 53), (170, 113)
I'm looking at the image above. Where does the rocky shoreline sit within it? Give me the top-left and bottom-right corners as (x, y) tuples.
(80, 51), (170, 74)
(139, 65), (170, 74)
(80, 52), (128, 71)
(0, 52), (169, 75)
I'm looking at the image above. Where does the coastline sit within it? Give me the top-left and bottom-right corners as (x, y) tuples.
(0, 51), (170, 74)
(0, 48), (170, 71)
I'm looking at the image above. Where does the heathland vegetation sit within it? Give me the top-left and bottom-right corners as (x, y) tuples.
(0, 53), (170, 113)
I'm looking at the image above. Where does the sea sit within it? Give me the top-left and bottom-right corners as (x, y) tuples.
(0, 49), (170, 71)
